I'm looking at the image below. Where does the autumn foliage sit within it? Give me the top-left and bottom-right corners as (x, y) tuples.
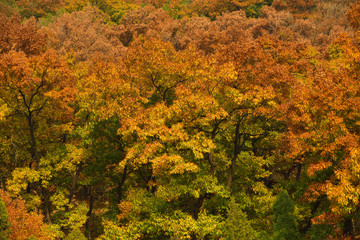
(0, 190), (53, 240)
(1, 0), (360, 239)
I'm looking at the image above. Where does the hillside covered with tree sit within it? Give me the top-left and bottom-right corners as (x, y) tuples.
(1, 0), (360, 239)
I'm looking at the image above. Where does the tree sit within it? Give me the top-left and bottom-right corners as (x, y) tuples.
(0, 14), (47, 56)
(2, 1), (360, 239)
(273, 190), (300, 240)
(49, 6), (126, 62)
(279, 32), (360, 237)
(223, 198), (258, 240)
(0, 13), (80, 228)
(94, 36), (279, 238)
(114, 6), (174, 47)
(0, 190), (54, 240)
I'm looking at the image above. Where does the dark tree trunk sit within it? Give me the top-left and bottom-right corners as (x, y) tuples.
(296, 163), (302, 181)
(40, 187), (52, 223)
(85, 186), (95, 239)
(343, 217), (354, 237)
(192, 193), (214, 220)
(117, 165), (127, 203)
(301, 197), (323, 234)
(68, 164), (82, 205)
(205, 152), (216, 176)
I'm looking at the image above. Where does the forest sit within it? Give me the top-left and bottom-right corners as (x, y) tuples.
(1, 0), (360, 239)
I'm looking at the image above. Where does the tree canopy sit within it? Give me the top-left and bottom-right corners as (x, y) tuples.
(0, 0), (360, 239)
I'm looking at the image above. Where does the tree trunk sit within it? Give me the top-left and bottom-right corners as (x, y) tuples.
(28, 113), (40, 168)
(68, 164), (82, 205)
(301, 197), (323, 234)
(85, 186), (94, 239)
(117, 166), (127, 203)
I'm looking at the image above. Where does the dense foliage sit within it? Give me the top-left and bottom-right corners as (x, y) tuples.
(0, 196), (10, 240)
(1, 0), (360, 239)
(273, 190), (300, 240)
